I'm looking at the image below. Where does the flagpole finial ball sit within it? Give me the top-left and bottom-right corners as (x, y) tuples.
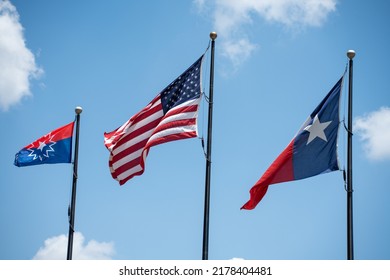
(75, 106), (83, 115)
(210, 32), (217, 40)
(347, 50), (356, 60)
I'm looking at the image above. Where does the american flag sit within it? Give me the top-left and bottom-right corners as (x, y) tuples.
(104, 55), (204, 185)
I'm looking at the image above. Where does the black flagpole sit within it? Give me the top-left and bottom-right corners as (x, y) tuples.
(346, 50), (355, 260)
(202, 32), (217, 260)
(67, 106), (82, 260)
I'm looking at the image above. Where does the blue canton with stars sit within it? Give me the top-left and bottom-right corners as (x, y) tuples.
(160, 55), (203, 114)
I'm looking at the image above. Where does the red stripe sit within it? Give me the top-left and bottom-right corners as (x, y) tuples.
(164, 104), (198, 117)
(152, 118), (196, 135)
(111, 156), (141, 177)
(114, 117), (162, 149)
(104, 98), (162, 149)
(129, 99), (162, 124)
(112, 138), (148, 165)
(119, 169), (145, 186)
(111, 147), (151, 185)
(146, 131), (197, 148)
(125, 95), (161, 125)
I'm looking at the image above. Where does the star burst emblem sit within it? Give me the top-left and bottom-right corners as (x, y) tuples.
(27, 133), (57, 161)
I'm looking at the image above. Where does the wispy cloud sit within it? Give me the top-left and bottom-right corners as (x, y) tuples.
(0, 0), (43, 111)
(354, 107), (390, 161)
(33, 232), (115, 260)
(194, 0), (337, 66)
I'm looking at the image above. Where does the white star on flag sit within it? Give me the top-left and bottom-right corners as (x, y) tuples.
(304, 114), (332, 144)
(28, 134), (56, 161)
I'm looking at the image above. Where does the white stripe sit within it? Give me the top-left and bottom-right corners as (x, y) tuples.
(159, 110), (198, 126)
(167, 97), (200, 111)
(112, 146), (143, 170)
(111, 108), (163, 155)
(112, 126), (155, 156)
(121, 106), (163, 137)
(147, 124), (197, 143)
(104, 99), (162, 147)
(104, 119), (132, 149)
(115, 164), (143, 182)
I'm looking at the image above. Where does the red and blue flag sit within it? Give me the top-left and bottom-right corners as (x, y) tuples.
(14, 122), (74, 167)
(242, 77), (344, 210)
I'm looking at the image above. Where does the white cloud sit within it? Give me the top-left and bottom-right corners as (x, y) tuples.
(354, 107), (390, 161)
(221, 38), (257, 67)
(33, 232), (115, 260)
(0, 0), (43, 111)
(194, 0), (337, 65)
(193, 0), (206, 12)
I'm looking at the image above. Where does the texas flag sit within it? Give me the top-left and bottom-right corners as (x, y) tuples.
(14, 122), (74, 167)
(241, 77), (344, 210)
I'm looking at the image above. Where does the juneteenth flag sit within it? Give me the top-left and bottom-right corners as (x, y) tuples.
(241, 77), (344, 210)
(104, 55), (204, 185)
(14, 122), (74, 167)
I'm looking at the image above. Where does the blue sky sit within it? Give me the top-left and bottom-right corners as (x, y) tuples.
(1, 0), (389, 260)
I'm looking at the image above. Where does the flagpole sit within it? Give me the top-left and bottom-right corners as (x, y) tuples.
(346, 50), (355, 260)
(67, 106), (82, 260)
(202, 31), (217, 260)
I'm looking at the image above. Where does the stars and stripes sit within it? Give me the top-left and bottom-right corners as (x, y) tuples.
(104, 55), (204, 185)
